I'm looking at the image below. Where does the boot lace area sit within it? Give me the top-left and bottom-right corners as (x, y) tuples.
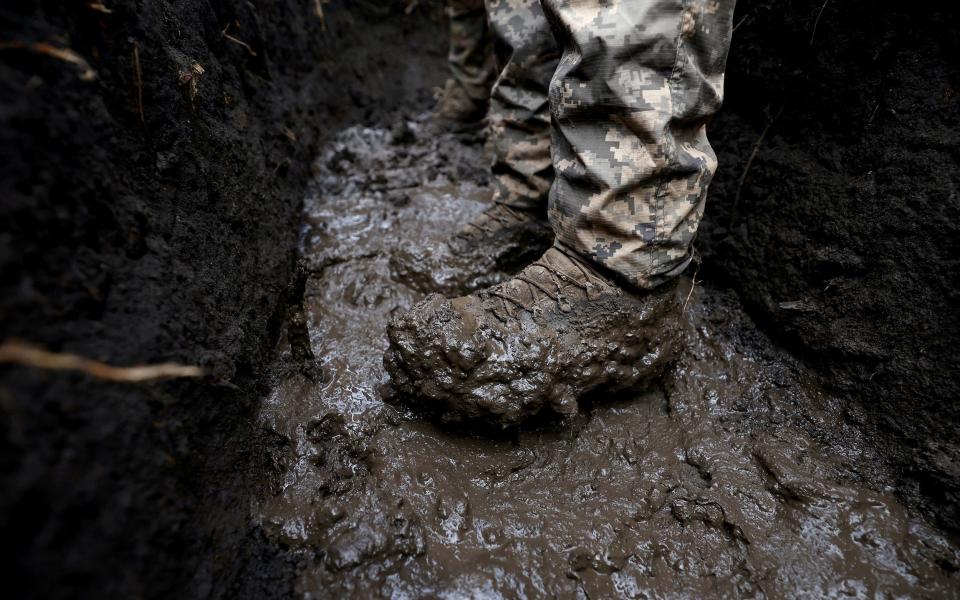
(446, 203), (535, 257)
(482, 249), (610, 322)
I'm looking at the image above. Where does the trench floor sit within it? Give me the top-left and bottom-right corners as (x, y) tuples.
(255, 117), (960, 599)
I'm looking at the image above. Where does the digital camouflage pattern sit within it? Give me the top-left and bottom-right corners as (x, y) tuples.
(541, 0), (736, 289)
(485, 0), (735, 288)
(439, 0), (497, 121)
(486, 0), (559, 211)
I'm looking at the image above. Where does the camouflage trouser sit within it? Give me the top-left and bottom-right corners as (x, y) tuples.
(447, 0), (497, 104)
(487, 0), (736, 289)
(486, 0), (560, 212)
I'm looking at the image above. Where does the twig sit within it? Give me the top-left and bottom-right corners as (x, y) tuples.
(131, 39), (144, 126)
(0, 41), (97, 81)
(222, 22), (257, 57)
(728, 106), (783, 230)
(809, 0), (830, 46)
(0, 340), (204, 383)
(682, 262), (701, 316)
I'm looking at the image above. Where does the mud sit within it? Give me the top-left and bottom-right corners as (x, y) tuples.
(385, 247), (683, 426)
(257, 120), (960, 597)
(389, 202), (553, 297)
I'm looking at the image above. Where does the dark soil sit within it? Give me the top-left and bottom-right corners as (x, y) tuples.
(701, 0), (960, 535)
(0, 1), (444, 598)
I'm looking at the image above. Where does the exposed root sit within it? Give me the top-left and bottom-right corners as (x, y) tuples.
(0, 340), (204, 382)
(809, 0), (830, 46)
(0, 41), (97, 81)
(131, 39), (144, 126)
(222, 22), (257, 57)
(313, 0), (330, 30)
(88, 2), (113, 13)
(728, 106), (783, 230)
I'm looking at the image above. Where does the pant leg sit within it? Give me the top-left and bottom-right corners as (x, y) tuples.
(541, 0), (736, 289)
(447, 0), (497, 103)
(485, 0), (560, 212)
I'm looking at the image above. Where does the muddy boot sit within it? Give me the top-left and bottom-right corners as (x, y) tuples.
(390, 201), (553, 296)
(384, 245), (683, 427)
(433, 79), (487, 130)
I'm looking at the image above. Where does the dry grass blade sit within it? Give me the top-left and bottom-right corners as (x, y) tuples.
(732, 14), (750, 34)
(222, 23), (257, 57)
(0, 41), (97, 81)
(88, 2), (113, 13)
(0, 340), (205, 383)
(682, 260), (701, 316)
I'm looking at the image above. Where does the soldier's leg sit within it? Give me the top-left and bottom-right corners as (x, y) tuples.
(485, 0), (561, 212)
(542, 0), (736, 289)
(384, 0), (738, 425)
(437, 0), (497, 123)
(391, 0), (560, 295)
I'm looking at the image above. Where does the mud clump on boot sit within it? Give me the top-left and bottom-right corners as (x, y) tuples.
(383, 246), (684, 427)
(390, 202), (553, 297)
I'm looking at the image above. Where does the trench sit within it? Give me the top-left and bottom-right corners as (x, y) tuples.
(2, 0), (958, 597)
(253, 116), (960, 596)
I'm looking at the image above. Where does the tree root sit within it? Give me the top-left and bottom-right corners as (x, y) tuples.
(0, 340), (204, 383)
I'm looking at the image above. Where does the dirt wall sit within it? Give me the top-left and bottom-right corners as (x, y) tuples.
(701, 0), (960, 534)
(0, 1), (442, 598)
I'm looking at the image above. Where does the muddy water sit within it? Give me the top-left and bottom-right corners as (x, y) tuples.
(256, 118), (960, 598)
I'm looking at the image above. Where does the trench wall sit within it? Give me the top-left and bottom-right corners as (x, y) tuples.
(0, 1), (442, 597)
(1, 0), (958, 596)
(702, 0), (960, 534)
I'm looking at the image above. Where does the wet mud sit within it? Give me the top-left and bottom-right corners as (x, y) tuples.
(388, 202), (553, 297)
(385, 247), (684, 427)
(257, 119), (960, 597)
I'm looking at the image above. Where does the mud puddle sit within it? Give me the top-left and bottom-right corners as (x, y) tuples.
(256, 117), (960, 598)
